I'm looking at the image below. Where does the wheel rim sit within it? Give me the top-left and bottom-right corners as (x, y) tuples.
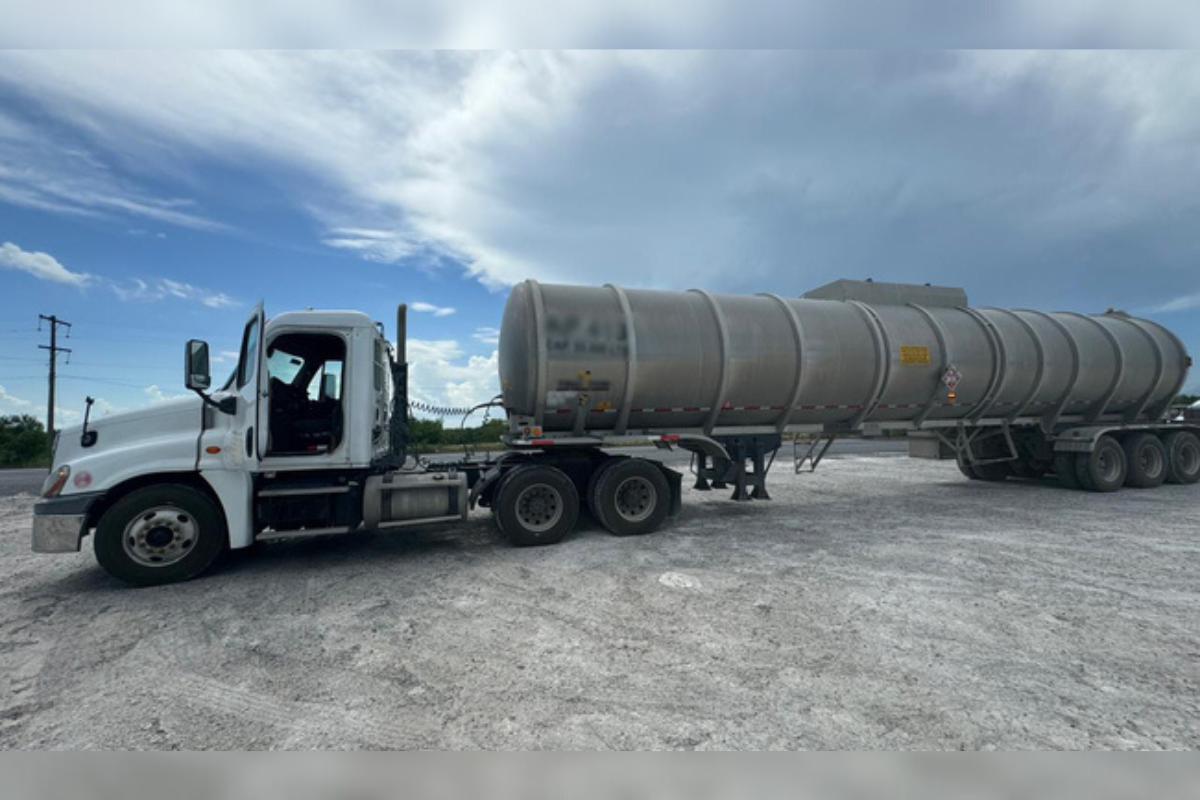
(514, 484), (563, 532)
(122, 505), (197, 567)
(1181, 442), (1200, 476)
(1096, 447), (1121, 484)
(1140, 445), (1164, 479)
(614, 476), (656, 523)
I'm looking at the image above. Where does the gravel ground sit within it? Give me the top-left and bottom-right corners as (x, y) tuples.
(1, 450), (1197, 750)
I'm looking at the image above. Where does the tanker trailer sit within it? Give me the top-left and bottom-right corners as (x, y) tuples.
(493, 278), (1197, 518)
(31, 277), (1199, 585)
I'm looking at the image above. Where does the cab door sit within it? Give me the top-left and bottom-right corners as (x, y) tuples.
(232, 304), (266, 468)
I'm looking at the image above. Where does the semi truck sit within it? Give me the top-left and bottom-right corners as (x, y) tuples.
(32, 279), (1199, 586)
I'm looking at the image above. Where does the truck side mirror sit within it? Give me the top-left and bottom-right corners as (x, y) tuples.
(185, 340), (212, 391)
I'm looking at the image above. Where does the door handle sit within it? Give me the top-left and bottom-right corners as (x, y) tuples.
(245, 426), (254, 458)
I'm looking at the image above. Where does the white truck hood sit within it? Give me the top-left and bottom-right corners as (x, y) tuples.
(52, 395), (206, 496)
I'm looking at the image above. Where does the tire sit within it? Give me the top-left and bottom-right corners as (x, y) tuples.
(586, 458), (622, 517)
(1074, 435), (1126, 493)
(956, 458), (979, 481)
(589, 458), (671, 536)
(1055, 452), (1082, 490)
(1010, 460), (1048, 480)
(1122, 433), (1167, 489)
(1163, 431), (1200, 485)
(93, 484), (227, 586)
(493, 464), (579, 547)
(971, 461), (1011, 482)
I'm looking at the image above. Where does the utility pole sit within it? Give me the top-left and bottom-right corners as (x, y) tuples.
(38, 314), (72, 451)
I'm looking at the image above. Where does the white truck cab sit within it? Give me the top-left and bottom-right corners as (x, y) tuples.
(31, 305), (481, 584)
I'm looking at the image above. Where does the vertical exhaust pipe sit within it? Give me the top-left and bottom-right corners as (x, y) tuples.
(396, 303), (407, 365)
(390, 303), (410, 466)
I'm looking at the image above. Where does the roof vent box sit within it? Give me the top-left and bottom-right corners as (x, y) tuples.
(802, 279), (968, 308)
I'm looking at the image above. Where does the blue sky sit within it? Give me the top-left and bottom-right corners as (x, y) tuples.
(1, 51), (1198, 427)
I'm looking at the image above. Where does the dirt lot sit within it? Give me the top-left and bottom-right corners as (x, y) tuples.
(1, 451), (1197, 750)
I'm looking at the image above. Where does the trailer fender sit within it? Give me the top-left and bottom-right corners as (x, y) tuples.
(200, 470), (255, 549)
(651, 462), (684, 517)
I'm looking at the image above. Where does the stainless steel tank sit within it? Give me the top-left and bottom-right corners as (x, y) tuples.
(498, 279), (1191, 435)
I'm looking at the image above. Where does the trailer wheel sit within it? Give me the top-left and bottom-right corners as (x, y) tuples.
(1074, 435), (1126, 493)
(1010, 460), (1048, 480)
(1163, 431), (1200, 485)
(1054, 453), (1082, 490)
(93, 484), (227, 586)
(589, 458), (671, 536)
(493, 465), (579, 547)
(1122, 433), (1167, 489)
(971, 461), (1011, 482)
(956, 458), (980, 481)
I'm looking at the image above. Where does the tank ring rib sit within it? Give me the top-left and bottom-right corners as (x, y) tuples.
(1062, 312), (1124, 422)
(760, 293), (806, 433)
(845, 300), (892, 428)
(984, 307), (1046, 423)
(528, 280), (549, 428)
(909, 304), (951, 428)
(606, 284), (639, 436)
(1021, 310), (1080, 432)
(689, 289), (730, 435)
(1114, 315), (1164, 422)
(959, 307), (1008, 422)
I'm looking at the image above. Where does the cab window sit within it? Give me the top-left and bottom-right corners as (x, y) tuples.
(265, 332), (346, 456)
(237, 317), (261, 389)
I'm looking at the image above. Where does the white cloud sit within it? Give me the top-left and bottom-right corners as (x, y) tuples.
(0, 111), (226, 232)
(1, 51), (1199, 317)
(211, 350), (240, 364)
(110, 277), (238, 308)
(406, 339), (499, 417)
(1152, 293), (1200, 313)
(0, 241), (90, 286)
(0, 384), (34, 411)
(3, 1), (1199, 48)
(409, 301), (456, 317)
(473, 327), (500, 346)
(144, 384), (186, 404)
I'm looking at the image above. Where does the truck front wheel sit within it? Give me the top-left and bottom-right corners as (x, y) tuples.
(494, 465), (579, 547)
(94, 484), (227, 586)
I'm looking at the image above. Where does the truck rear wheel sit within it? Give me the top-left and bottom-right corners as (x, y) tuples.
(1054, 453), (1081, 490)
(1074, 435), (1126, 493)
(93, 484), (227, 586)
(589, 458), (670, 536)
(1163, 431), (1200, 485)
(494, 465), (579, 547)
(1122, 433), (1167, 489)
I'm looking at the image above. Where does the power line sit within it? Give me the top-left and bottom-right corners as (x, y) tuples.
(38, 314), (72, 449)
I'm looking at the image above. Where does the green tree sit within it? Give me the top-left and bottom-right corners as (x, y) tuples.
(0, 415), (49, 468)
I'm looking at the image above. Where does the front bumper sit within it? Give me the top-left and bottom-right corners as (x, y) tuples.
(31, 492), (101, 553)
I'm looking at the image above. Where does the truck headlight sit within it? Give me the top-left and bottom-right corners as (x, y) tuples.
(42, 465), (70, 498)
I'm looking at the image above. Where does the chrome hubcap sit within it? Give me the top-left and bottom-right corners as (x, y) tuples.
(515, 485), (562, 532)
(614, 476), (656, 522)
(122, 505), (197, 567)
